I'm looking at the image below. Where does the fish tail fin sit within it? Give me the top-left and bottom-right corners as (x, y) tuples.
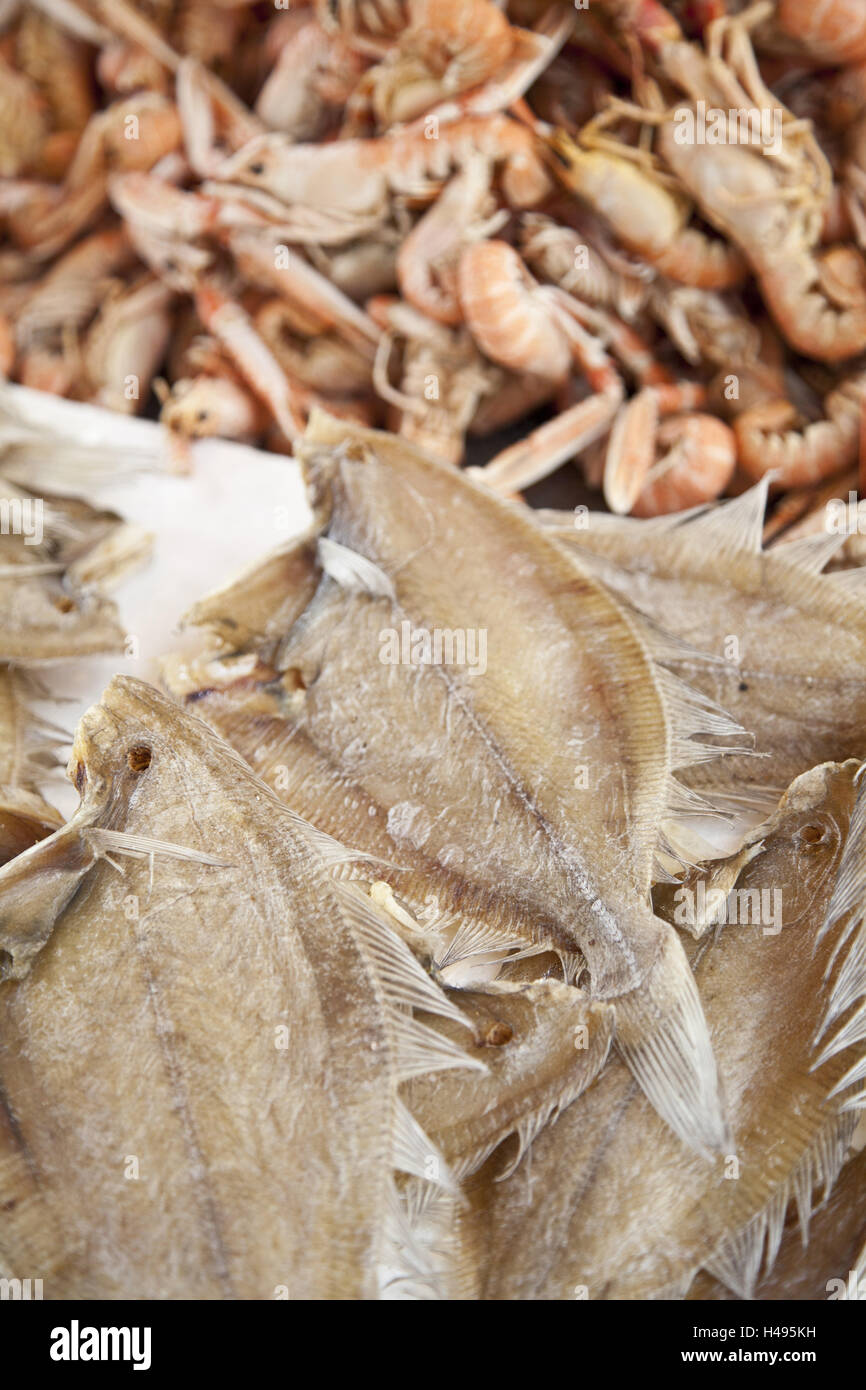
(613, 923), (731, 1158)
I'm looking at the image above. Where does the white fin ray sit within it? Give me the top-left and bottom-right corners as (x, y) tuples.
(85, 828), (232, 868)
(827, 1049), (866, 1098)
(334, 879), (474, 1031)
(762, 1185), (789, 1282)
(614, 935), (731, 1158)
(391, 1015), (486, 1082)
(703, 1114), (856, 1298)
(827, 568), (866, 597)
(770, 532), (846, 576)
(628, 608), (725, 670)
(813, 783), (866, 1056)
(380, 1176), (451, 1300)
(703, 1213), (768, 1300)
(435, 916), (544, 972)
(317, 536), (396, 600)
(674, 477), (771, 558)
(814, 1001), (866, 1073)
(664, 776), (733, 823)
(391, 1099), (458, 1194)
(657, 670), (754, 769)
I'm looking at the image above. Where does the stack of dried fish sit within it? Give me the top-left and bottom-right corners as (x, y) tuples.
(1, 0), (866, 533)
(0, 412), (864, 1300)
(0, 472), (147, 865)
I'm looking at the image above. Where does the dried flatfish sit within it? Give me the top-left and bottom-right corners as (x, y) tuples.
(407, 979), (614, 1181)
(539, 484), (866, 799)
(396, 979), (614, 1299)
(0, 381), (167, 490)
(0, 675), (479, 1299)
(0, 667), (63, 864)
(164, 412), (753, 1155)
(158, 670), (545, 983)
(0, 477), (128, 663)
(688, 1147), (866, 1301)
(450, 760), (866, 1299)
(0, 482), (147, 863)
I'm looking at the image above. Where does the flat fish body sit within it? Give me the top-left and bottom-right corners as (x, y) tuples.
(0, 481), (127, 664)
(0, 482), (137, 862)
(0, 667), (63, 864)
(539, 489), (866, 797)
(457, 761), (866, 1299)
(0, 676), (466, 1298)
(165, 414), (750, 1155)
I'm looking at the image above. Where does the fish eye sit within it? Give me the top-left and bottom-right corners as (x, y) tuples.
(127, 745), (152, 773)
(799, 823), (825, 845)
(481, 1021), (513, 1046)
(196, 409), (209, 421)
(248, 160), (266, 175)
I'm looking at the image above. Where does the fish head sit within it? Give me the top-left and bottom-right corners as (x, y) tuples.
(742, 760), (859, 929)
(68, 674), (226, 825)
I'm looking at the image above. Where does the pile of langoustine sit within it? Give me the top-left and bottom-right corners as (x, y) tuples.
(1, 0), (866, 527)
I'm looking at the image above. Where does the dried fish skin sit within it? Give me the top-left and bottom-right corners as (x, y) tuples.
(539, 486), (866, 799)
(166, 413), (752, 1155)
(0, 564), (123, 663)
(687, 1147), (866, 1301)
(0, 667), (63, 864)
(0, 481), (147, 861)
(0, 482), (144, 863)
(0, 478), (128, 663)
(181, 527), (321, 651)
(457, 761), (866, 1300)
(0, 675), (472, 1299)
(155, 678), (544, 981)
(407, 979), (614, 1180)
(303, 418), (758, 1149)
(393, 980), (614, 1300)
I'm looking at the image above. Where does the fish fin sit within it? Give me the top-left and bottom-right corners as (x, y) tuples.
(535, 505), (711, 539)
(702, 1209), (770, 1301)
(813, 778), (866, 1068)
(657, 669), (754, 769)
(626, 607), (724, 670)
(380, 1176), (456, 1300)
(0, 668), (67, 788)
(334, 880), (475, 1032)
(825, 568), (866, 598)
(703, 1115), (856, 1297)
(331, 878), (485, 1086)
(317, 536), (395, 600)
(769, 532), (846, 575)
(392, 1099), (458, 1194)
(613, 922), (731, 1157)
(673, 478), (770, 558)
(85, 828), (232, 868)
(663, 776), (733, 823)
(435, 916), (543, 973)
(181, 529), (321, 649)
